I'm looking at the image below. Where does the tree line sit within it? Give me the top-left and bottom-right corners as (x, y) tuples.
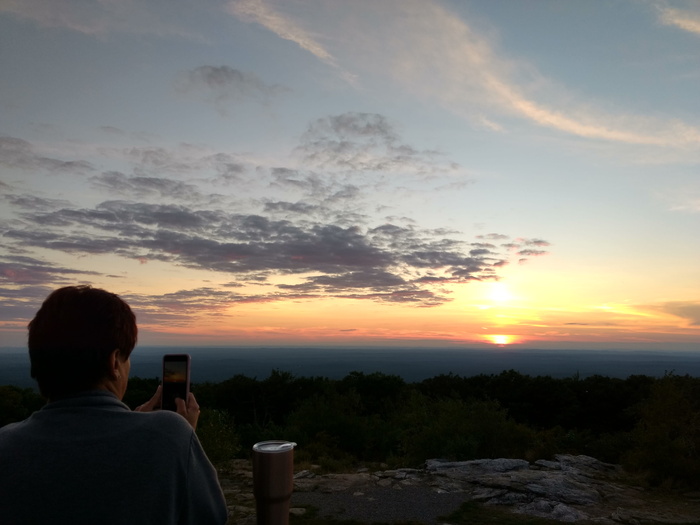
(2, 369), (700, 488)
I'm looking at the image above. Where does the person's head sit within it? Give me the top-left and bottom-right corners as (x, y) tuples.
(28, 285), (137, 399)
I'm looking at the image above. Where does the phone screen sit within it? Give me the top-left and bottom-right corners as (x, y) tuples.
(161, 354), (190, 411)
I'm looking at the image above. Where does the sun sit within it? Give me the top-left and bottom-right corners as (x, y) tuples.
(488, 282), (513, 303)
(487, 334), (513, 346)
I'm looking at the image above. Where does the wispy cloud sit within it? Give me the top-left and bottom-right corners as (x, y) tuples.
(176, 65), (289, 115)
(640, 301), (700, 326)
(123, 287), (250, 327)
(0, 255), (101, 285)
(672, 198), (700, 213)
(0, 0), (114, 35)
(0, 136), (94, 175)
(89, 172), (213, 202)
(667, 189), (700, 213)
(385, 1), (700, 147)
(228, 0), (335, 63)
(0, 255), (105, 326)
(227, 0), (357, 84)
(98, 142), (250, 186)
(296, 112), (454, 174)
(4, 194), (72, 212)
(268, 0), (700, 149)
(0, 0), (204, 40)
(658, 5), (700, 36)
(500, 238), (551, 264)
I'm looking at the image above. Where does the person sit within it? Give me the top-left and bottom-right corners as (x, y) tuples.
(0, 285), (229, 525)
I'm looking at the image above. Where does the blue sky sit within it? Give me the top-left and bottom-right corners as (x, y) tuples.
(1, 0), (699, 349)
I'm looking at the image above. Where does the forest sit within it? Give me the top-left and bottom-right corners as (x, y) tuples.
(2, 369), (700, 489)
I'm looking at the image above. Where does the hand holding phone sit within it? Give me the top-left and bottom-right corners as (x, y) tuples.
(174, 391), (201, 431)
(161, 354), (191, 412)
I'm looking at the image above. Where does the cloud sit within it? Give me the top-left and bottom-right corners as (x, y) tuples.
(658, 5), (700, 36)
(397, 1), (697, 147)
(2, 193), (544, 306)
(0, 255), (102, 286)
(671, 196), (700, 213)
(496, 237), (551, 264)
(89, 171), (212, 202)
(289, 0), (700, 149)
(0, 0), (115, 35)
(501, 238), (551, 258)
(123, 287), (246, 326)
(283, 269), (407, 291)
(97, 143), (250, 187)
(4, 194), (72, 212)
(124, 285), (345, 326)
(119, 145), (226, 175)
(564, 322), (618, 327)
(519, 238), (551, 247)
(227, 0), (359, 84)
(0, 108), (550, 312)
(296, 112), (455, 174)
(0, 135), (94, 175)
(0, 0), (205, 40)
(644, 301), (700, 326)
(0, 284), (59, 327)
(263, 201), (323, 216)
(176, 65), (288, 114)
(228, 0), (333, 62)
(659, 184), (700, 213)
(517, 249), (548, 257)
(100, 126), (126, 136)
(268, 167), (365, 211)
(477, 233), (510, 241)
(5, 114), (453, 226)
(0, 111), (548, 316)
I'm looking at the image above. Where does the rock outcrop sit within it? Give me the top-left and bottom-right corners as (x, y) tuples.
(220, 455), (700, 524)
(423, 454), (623, 522)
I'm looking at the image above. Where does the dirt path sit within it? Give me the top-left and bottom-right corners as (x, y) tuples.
(292, 484), (469, 523)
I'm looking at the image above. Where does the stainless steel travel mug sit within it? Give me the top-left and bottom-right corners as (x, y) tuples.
(252, 440), (297, 525)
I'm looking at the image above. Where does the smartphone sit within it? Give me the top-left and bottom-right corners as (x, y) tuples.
(161, 354), (191, 411)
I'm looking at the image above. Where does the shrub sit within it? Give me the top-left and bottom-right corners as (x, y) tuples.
(392, 391), (536, 465)
(284, 389), (397, 462)
(624, 374), (700, 487)
(0, 385), (44, 427)
(195, 408), (242, 465)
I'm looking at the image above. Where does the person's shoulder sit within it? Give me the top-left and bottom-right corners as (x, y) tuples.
(125, 411), (196, 458)
(133, 410), (195, 439)
(0, 420), (21, 435)
(0, 419), (29, 447)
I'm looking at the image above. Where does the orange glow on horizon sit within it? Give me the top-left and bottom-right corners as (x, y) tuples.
(124, 290), (698, 349)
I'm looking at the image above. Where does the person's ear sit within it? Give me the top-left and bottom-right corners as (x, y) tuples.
(108, 348), (121, 380)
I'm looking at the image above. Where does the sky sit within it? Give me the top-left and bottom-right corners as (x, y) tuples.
(1, 0), (699, 350)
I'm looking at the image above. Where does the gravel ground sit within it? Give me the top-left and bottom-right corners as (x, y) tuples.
(291, 485), (469, 524)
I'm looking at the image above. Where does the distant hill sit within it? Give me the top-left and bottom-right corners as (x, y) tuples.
(3, 346), (700, 389)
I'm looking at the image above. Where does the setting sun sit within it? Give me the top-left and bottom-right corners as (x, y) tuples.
(487, 335), (513, 346)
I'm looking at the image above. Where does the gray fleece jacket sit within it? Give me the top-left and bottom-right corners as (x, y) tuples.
(0, 390), (228, 525)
